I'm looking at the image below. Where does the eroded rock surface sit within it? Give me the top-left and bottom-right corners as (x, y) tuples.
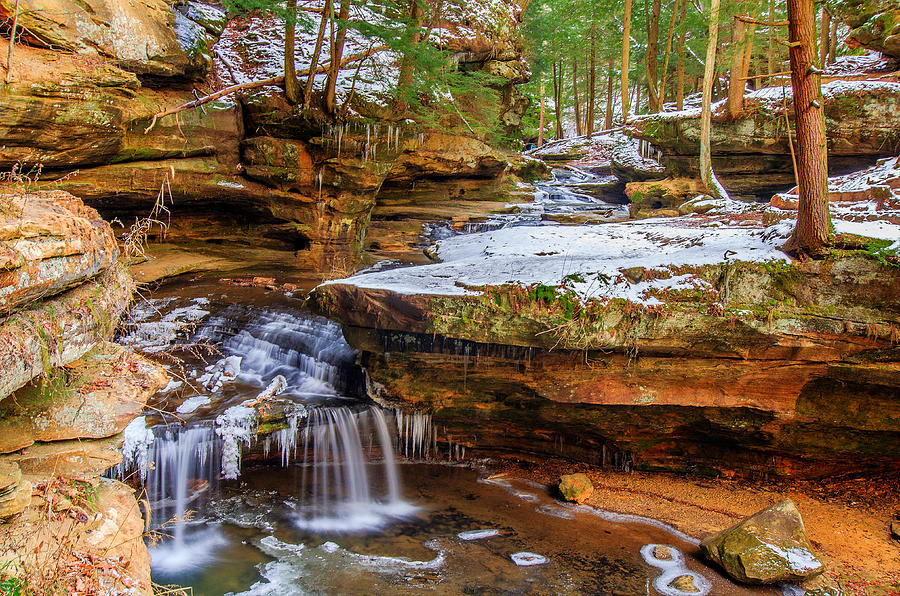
(0, 0), (208, 78)
(627, 81), (900, 197)
(0, 262), (133, 400)
(0, 342), (168, 454)
(0, 191), (118, 314)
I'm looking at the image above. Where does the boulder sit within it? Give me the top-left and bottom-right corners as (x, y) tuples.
(0, 262), (133, 400)
(700, 499), (825, 584)
(0, 341), (168, 453)
(0, 191), (118, 315)
(625, 177), (706, 216)
(558, 473), (594, 503)
(0, 0), (206, 78)
(834, 0), (900, 57)
(609, 133), (666, 183)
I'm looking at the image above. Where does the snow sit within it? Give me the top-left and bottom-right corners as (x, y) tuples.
(212, 0), (522, 111)
(770, 156), (900, 243)
(510, 552), (548, 566)
(458, 529), (500, 540)
(197, 355), (242, 392)
(119, 297), (210, 353)
(176, 395), (212, 414)
(255, 375), (288, 401)
(322, 218), (788, 305)
(833, 218), (900, 241)
(632, 79), (900, 126)
(823, 51), (899, 77)
(215, 404), (257, 479)
(117, 416), (155, 483)
(765, 544), (823, 573)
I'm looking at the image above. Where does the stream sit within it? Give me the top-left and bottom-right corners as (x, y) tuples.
(112, 172), (781, 595)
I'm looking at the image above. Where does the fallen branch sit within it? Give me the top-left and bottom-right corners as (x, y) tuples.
(144, 45), (389, 133)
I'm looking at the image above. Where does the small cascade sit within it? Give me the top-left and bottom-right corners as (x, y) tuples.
(190, 307), (363, 399)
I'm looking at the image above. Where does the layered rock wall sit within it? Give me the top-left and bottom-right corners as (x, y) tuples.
(315, 255), (900, 478)
(0, 0), (528, 275)
(0, 191), (164, 593)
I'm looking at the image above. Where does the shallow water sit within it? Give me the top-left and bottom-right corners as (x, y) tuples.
(150, 462), (779, 595)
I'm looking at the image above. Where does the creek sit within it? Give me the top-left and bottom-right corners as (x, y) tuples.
(110, 171), (780, 595)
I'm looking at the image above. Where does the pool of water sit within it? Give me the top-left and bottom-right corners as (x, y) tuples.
(149, 462), (778, 596)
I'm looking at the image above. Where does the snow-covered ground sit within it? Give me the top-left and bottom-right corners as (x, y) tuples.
(770, 156), (900, 247)
(323, 217), (788, 305)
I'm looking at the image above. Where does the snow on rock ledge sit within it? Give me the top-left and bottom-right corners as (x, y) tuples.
(321, 218), (787, 304)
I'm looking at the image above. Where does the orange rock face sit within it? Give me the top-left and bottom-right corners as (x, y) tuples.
(0, 191), (118, 315)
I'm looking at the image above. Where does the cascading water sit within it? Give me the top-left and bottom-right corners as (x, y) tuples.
(423, 167), (629, 243)
(116, 298), (424, 575)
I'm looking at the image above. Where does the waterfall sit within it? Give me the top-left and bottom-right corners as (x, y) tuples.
(190, 307), (362, 399)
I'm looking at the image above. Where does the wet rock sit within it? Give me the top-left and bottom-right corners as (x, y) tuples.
(700, 499), (825, 584)
(558, 473), (594, 504)
(0, 342), (168, 453)
(0, 262), (133, 401)
(0, 191), (118, 315)
(668, 574), (701, 593)
(796, 573), (844, 596)
(653, 545), (674, 560)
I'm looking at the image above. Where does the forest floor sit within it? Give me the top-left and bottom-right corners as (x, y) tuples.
(490, 457), (900, 595)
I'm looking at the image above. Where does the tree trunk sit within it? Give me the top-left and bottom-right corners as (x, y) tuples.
(818, 6), (830, 68)
(324, 0), (350, 115)
(742, 16), (757, 83)
(674, 0), (687, 110)
(646, 0), (661, 112)
(621, 0), (632, 119)
(396, 0), (424, 112)
(783, 0), (830, 254)
(284, 0), (300, 104)
(700, 0), (729, 200)
(553, 60), (564, 138)
(658, 0), (681, 109)
(725, 15), (749, 117)
(605, 58), (614, 127)
(725, 10), (757, 118)
(587, 27), (596, 135)
(538, 80), (545, 146)
(573, 60), (582, 136)
(303, 0), (331, 107)
(828, 12), (837, 64)
(767, 0), (777, 84)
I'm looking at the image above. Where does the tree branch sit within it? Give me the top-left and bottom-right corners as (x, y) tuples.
(735, 15), (788, 26)
(144, 45), (389, 133)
